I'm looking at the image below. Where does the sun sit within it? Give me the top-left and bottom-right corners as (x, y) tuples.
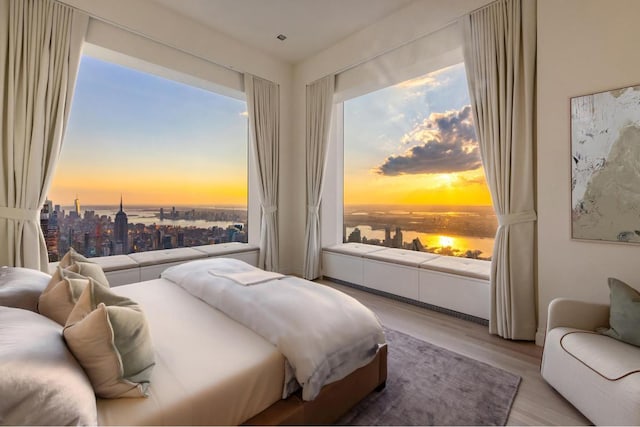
(438, 235), (454, 247)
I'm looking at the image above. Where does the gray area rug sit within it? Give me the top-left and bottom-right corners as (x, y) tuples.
(337, 327), (521, 426)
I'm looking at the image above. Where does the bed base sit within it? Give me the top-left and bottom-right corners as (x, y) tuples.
(244, 344), (388, 425)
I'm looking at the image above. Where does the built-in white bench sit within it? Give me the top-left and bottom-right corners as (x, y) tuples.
(191, 242), (259, 265)
(49, 243), (260, 286)
(128, 247), (208, 281)
(91, 255), (140, 287)
(322, 243), (491, 320)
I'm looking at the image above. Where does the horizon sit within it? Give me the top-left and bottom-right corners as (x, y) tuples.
(49, 55), (248, 206)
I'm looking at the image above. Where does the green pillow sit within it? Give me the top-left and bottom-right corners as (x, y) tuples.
(600, 278), (640, 347)
(63, 281), (155, 398)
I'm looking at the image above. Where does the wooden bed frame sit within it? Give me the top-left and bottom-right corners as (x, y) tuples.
(245, 344), (388, 425)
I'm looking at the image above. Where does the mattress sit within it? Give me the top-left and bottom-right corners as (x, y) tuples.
(97, 278), (285, 426)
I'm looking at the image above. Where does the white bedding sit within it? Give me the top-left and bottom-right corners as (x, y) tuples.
(162, 258), (386, 401)
(100, 278), (285, 426)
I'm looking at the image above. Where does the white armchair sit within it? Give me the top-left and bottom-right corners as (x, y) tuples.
(541, 298), (640, 425)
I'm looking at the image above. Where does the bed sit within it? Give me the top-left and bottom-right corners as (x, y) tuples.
(0, 258), (387, 426)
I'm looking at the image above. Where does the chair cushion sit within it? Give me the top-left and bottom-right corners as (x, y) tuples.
(323, 243), (387, 256)
(560, 329), (640, 380)
(364, 248), (440, 267)
(420, 256), (490, 280)
(128, 247), (206, 266)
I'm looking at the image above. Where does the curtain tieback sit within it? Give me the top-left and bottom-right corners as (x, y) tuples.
(263, 205), (278, 214)
(307, 205), (319, 215)
(0, 207), (40, 221)
(497, 210), (537, 227)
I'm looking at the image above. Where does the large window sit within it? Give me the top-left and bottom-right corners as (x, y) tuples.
(42, 54), (248, 261)
(343, 63), (496, 260)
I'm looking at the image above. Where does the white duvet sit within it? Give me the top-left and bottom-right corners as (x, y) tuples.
(161, 258), (385, 401)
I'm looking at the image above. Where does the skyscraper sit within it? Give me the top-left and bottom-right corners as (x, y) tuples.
(114, 196), (129, 254)
(74, 195), (81, 217)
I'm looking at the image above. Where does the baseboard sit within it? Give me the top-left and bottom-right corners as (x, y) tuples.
(535, 328), (546, 347)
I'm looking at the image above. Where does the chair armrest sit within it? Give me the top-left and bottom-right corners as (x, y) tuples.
(546, 298), (610, 333)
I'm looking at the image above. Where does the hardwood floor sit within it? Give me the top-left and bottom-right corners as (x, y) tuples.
(319, 279), (591, 426)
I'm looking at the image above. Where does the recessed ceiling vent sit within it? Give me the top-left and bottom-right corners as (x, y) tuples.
(276, 34), (287, 41)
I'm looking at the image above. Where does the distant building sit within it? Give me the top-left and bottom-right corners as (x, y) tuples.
(393, 227), (403, 248)
(347, 227), (362, 243)
(411, 237), (425, 252)
(114, 196), (129, 254)
(74, 195), (81, 217)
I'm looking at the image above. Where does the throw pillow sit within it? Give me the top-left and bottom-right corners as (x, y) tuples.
(63, 281), (155, 398)
(600, 278), (640, 347)
(38, 271), (92, 326)
(58, 247), (90, 267)
(47, 248), (109, 290)
(0, 266), (51, 312)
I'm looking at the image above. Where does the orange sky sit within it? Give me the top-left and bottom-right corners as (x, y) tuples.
(344, 168), (492, 206)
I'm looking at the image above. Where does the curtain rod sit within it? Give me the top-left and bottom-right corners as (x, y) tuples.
(53, 0), (246, 76)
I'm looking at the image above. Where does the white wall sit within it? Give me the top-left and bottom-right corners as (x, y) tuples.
(290, 0), (493, 275)
(58, 0), (294, 272)
(536, 0), (640, 342)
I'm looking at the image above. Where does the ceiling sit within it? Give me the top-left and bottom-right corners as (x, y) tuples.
(153, 0), (414, 63)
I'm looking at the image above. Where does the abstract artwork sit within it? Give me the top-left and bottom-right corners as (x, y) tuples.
(571, 84), (640, 243)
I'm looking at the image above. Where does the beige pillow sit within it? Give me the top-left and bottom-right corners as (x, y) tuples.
(48, 248), (109, 289)
(38, 272), (92, 326)
(64, 281), (155, 398)
(58, 247), (90, 267)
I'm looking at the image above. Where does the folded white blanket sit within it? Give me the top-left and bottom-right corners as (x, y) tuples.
(162, 258), (385, 401)
(208, 265), (284, 286)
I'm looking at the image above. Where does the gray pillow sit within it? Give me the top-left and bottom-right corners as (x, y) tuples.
(64, 281), (155, 398)
(0, 306), (97, 425)
(0, 266), (51, 312)
(600, 278), (640, 347)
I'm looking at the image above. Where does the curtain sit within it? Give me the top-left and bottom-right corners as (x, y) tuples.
(461, 0), (537, 340)
(244, 74), (280, 272)
(303, 75), (335, 280)
(0, 0), (88, 272)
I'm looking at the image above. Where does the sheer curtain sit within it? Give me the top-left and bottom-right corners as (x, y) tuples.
(303, 75), (335, 280)
(244, 74), (280, 272)
(0, 0), (88, 271)
(461, 0), (537, 340)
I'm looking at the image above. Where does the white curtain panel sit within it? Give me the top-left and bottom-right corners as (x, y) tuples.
(244, 74), (280, 272)
(0, 0), (88, 271)
(303, 75), (335, 280)
(461, 0), (537, 340)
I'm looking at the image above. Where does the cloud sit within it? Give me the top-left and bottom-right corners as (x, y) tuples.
(376, 105), (482, 176)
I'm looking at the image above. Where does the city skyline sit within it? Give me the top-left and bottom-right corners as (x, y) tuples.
(344, 62), (492, 207)
(49, 54), (248, 206)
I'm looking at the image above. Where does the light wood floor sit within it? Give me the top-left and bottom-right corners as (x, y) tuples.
(319, 279), (591, 426)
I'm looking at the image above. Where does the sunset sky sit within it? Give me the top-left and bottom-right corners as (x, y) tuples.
(49, 55), (248, 207)
(50, 56), (490, 209)
(344, 62), (492, 206)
